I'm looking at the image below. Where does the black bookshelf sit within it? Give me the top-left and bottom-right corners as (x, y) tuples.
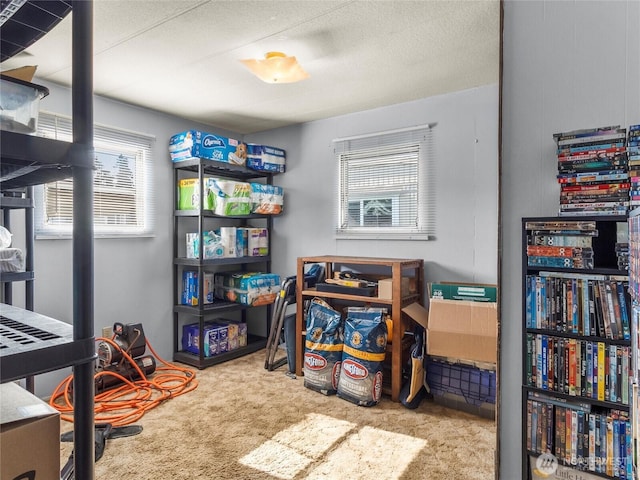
(521, 215), (632, 480)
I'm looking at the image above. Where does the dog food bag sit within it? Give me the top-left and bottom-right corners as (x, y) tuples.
(304, 298), (344, 395)
(337, 307), (388, 406)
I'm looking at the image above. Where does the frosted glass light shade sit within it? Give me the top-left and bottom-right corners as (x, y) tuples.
(241, 51), (309, 84)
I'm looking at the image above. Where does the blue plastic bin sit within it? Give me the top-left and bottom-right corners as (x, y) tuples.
(426, 358), (496, 406)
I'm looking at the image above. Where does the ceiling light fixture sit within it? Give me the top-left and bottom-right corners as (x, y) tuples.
(241, 51), (309, 84)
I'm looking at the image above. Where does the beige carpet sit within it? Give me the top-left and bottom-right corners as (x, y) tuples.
(60, 350), (496, 479)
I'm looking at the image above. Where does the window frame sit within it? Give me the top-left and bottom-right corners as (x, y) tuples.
(334, 124), (435, 240)
(34, 112), (155, 239)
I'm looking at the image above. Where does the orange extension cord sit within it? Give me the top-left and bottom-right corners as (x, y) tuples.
(49, 336), (198, 427)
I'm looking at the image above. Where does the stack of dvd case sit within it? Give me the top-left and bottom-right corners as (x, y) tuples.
(554, 126), (629, 217)
(524, 220), (596, 270)
(628, 125), (640, 210)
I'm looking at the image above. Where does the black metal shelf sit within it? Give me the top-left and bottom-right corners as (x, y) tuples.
(172, 157), (277, 369)
(0, 271), (34, 283)
(174, 255), (270, 267)
(0, 303), (96, 382)
(172, 157), (275, 181)
(0, 2), (96, 478)
(174, 209), (278, 219)
(0, 130), (86, 190)
(0, 0), (72, 62)
(173, 301), (251, 315)
(0, 195), (33, 209)
(523, 385), (630, 411)
(525, 266), (628, 276)
(525, 328), (631, 346)
(173, 334), (267, 369)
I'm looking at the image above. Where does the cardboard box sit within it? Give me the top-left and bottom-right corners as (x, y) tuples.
(246, 144), (286, 173)
(430, 282), (497, 302)
(428, 298), (497, 363)
(1, 382), (60, 480)
(169, 130), (247, 165)
(377, 277), (410, 299)
(402, 299), (497, 364)
(181, 271), (214, 306)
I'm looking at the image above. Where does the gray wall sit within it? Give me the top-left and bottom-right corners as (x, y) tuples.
(246, 84), (499, 284)
(17, 81), (499, 400)
(500, 1), (640, 478)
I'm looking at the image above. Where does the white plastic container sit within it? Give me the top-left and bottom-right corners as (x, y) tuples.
(0, 74), (49, 134)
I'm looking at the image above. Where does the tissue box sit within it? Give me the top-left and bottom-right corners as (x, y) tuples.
(236, 228), (248, 257)
(213, 323), (228, 353)
(250, 183), (283, 214)
(246, 228), (269, 257)
(246, 144), (286, 173)
(169, 130), (247, 165)
(216, 227), (236, 257)
(181, 271), (214, 306)
(209, 178), (252, 216)
(0, 75), (49, 134)
(186, 231), (224, 259)
(215, 320), (247, 350)
(182, 322), (221, 357)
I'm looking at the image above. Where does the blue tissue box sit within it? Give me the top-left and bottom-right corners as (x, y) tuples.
(169, 130), (247, 166)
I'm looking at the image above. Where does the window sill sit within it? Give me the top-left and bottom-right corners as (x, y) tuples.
(336, 232), (432, 241)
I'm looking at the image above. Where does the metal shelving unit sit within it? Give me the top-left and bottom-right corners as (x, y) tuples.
(172, 157), (279, 369)
(0, 2), (96, 478)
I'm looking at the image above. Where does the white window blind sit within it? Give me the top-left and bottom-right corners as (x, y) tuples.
(334, 124), (435, 239)
(34, 112), (155, 238)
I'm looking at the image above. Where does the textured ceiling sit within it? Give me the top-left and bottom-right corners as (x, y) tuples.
(0, 0), (500, 135)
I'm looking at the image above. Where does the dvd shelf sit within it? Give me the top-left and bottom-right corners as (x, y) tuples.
(522, 215), (634, 480)
(626, 209), (640, 480)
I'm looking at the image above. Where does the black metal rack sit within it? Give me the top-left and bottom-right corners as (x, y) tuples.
(0, 2), (96, 479)
(0, 0), (72, 63)
(172, 158), (279, 369)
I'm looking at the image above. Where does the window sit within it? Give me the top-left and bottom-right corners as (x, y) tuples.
(335, 124), (435, 239)
(34, 112), (155, 238)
